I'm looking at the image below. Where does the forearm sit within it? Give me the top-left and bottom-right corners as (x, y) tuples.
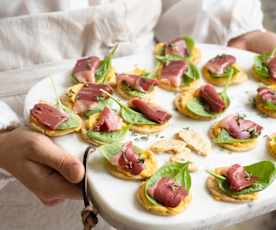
(228, 31), (276, 53)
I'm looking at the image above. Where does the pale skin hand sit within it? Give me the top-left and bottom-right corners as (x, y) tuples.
(228, 31), (276, 53)
(0, 128), (85, 206)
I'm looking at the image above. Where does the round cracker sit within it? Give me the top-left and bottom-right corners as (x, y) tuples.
(136, 183), (192, 216)
(79, 128), (104, 146)
(80, 113), (127, 146)
(104, 150), (157, 180)
(60, 95), (74, 110)
(154, 43), (201, 65)
(251, 66), (276, 85)
(267, 133), (276, 158)
(202, 64), (247, 86)
(174, 89), (228, 121)
(156, 62), (200, 93)
(209, 120), (257, 152)
(130, 122), (169, 134)
(29, 116), (82, 137)
(255, 94), (276, 118)
(206, 167), (258, 203)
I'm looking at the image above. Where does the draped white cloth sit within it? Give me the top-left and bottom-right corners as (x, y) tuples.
(0, 0), (266, 229)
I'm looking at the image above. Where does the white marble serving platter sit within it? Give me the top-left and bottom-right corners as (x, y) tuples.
(24, 44), (276, 230)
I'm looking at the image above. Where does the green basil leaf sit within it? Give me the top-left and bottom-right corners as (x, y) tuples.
(219, 91), (230, 106)
(186, 97), (214, 118)
(264, 101), (276, 111)
(209, 66), (233, 78)
(212, 129), (253, 144)
(155, 54), (187, 65)
(254, 53), (271, 79)
(102, 91), (157, 125)
(182, 63), (200, 85)
(57, 106), (81, 130)
(145, 162), (191, 205)
(85, 98), (113, 117)
(207, 170), (227, 181)
(217, 161), (276, 195)
(86, 125), (129, 144)
(99, 142), (123, 161)
(121, 106), (157, 125)
(142, 70), (156, 79)
(100, 142), (144, 162)
(121, 83), (146, 98)
(95, 45), (117, 83)
(183, 36), (195, 55)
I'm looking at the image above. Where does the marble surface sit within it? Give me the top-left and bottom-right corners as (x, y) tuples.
(24, 44), (276, 230)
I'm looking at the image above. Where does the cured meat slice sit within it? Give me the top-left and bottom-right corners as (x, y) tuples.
(93, 107), (122, 132)
(31, 103), (68, 130)
(117, 141), (144, 175)
(130, 98), (171, 124)
(226, 164), (257, 192)
(161, 61), (188, 87)
(257, 87), (276, 104)
(117, 74), (158, 92)
(72, 56), (101, 83)
(76, 83), (113, 101)
(73, 84), (113, 114)
(165, 38), (189, 57)
(206, 55), (236, 75)
(199, 84), (225, 113)
(221, 115), (262, 139)
(148, 177), (187, 207)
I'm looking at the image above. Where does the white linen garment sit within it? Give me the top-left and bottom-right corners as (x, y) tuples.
(0, 0), (266, 230)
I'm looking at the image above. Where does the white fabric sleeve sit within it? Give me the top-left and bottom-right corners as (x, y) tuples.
(202, 0), (264, 44)
(155, 0), (264, 45)
(0, 101), (21, 130)
(225, 0), (264, 42)
(0, 0), (161, 72)
(0, 101), (20, 189)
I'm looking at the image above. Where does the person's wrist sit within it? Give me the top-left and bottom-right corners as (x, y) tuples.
(228, 31), (261, 51)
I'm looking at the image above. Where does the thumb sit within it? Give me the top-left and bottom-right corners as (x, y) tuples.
(227, 36), (247, 50)
(29, 136), (85, 183)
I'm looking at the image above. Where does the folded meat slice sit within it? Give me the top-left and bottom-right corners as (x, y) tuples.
(130, 98), (172, 124)
(31, 103), (68, 130)
(161, 61), (188, 87)
(115, 141), (144, 175)
(257, 87), (276, 104)
(117, 74), (158, 92)
(206, 54), (236, 75)
(77, 83), (113, 101)
(148, 177), (188, 207)
(199, 84), (225, 113)
(165, 38), (189, 57)
(220, 115), (262, 139)
(72, 56), (101, 83)
(226, 164), (257, 192)
(267, 56), (276, 80)
(73, 84), (113, 114)
(93, 107), (122, 132)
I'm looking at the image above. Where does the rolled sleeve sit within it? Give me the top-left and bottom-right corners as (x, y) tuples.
(226, 0), (264, 43)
